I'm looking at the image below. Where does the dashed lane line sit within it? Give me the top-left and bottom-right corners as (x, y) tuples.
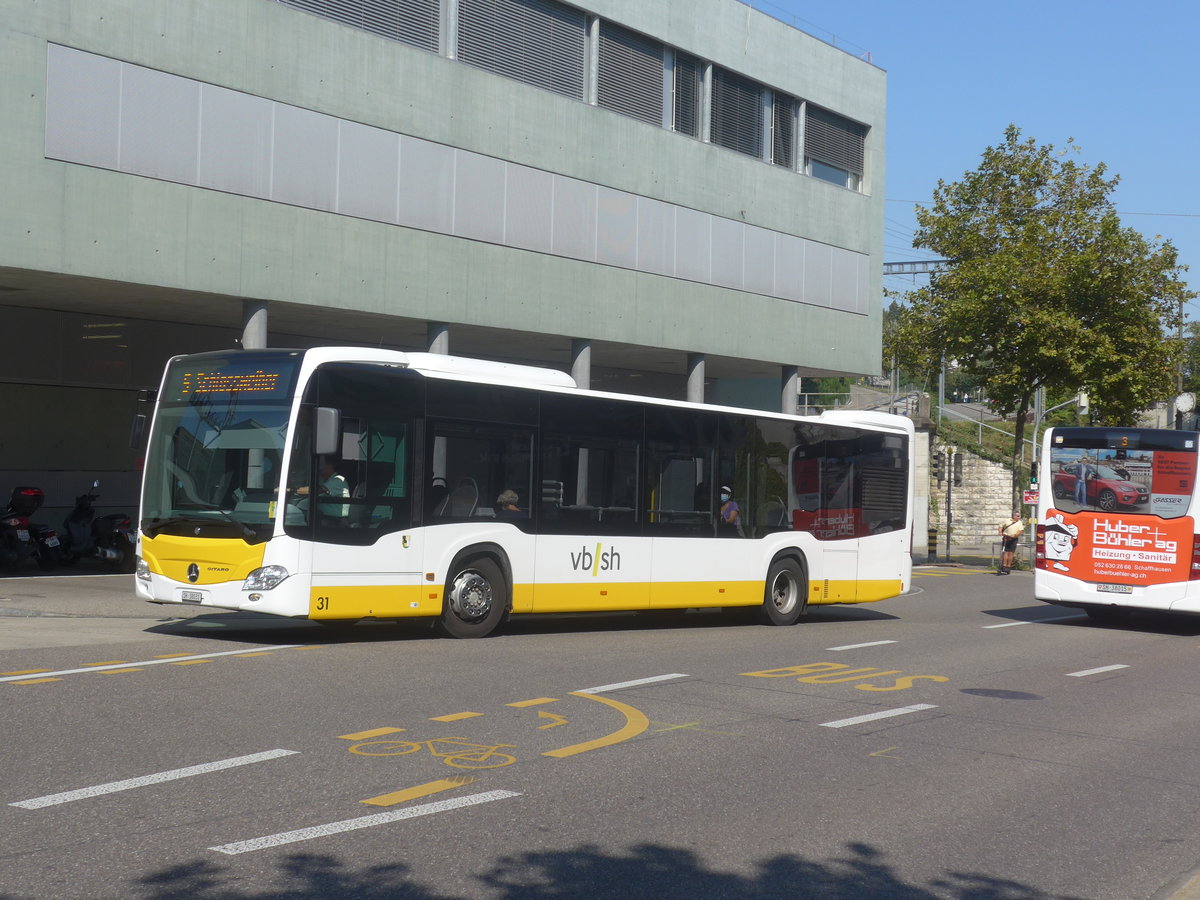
(819, 704), (938, 729)
(576, 673), (688, 694)
(209, 790), (522, 855)
(1066, 664), (1130, 678)
(983, 614), (1083, 629)
(827, 640), (897, 651)
(10, 749), (299, 810)
(0, 645), (308, 683)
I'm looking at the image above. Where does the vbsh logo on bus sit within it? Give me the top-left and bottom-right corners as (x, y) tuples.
(569, 544), (622, 576)
(1045, 507), (1193, 585)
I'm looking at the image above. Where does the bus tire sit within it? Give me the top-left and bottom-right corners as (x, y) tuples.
(441, 557), (507, 639)
(761, 557), (807, 626)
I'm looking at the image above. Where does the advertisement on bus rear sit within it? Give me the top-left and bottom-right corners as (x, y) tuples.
(1041, 508), (1194, 585)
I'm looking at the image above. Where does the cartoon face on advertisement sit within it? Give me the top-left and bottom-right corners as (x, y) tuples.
(1042, 513), (1078, 571)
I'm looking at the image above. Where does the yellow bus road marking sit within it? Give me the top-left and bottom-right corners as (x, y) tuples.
(507, 698), (560, 708)
(100, 668), (143, 675)
(153, 653), (195, 659)
(340, 727), (406, 741)
(1, 669), (52, 676)
(430, 712), (483, 723)
(170, 660), (213, 666)
(537, 712), (568, 729)
(544, 691), (649, 759)
(84, 660), (128, 667)
(0, 645), (306, 683)
(12, 678), (62, 686)
(291, 646), (323, 651)
(361, 776), (477, 807)
(210, 790), (521, 855)
(870, 747), (902, 759)
(235, 652), (273, 658)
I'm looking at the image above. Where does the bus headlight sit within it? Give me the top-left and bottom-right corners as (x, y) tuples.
(135, 557), (151, 582)
(243, 565), (290, 591)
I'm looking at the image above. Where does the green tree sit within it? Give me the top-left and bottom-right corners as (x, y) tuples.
(888, 125), (1193, 501)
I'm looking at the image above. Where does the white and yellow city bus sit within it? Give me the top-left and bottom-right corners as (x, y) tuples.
(1035, 426), (1200, 619)
(135, 347), (914, 637)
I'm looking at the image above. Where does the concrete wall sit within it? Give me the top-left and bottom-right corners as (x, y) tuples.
(0, 0), (886, 375)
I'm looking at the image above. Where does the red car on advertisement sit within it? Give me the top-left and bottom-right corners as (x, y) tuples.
(1052, 463), (1149, 511)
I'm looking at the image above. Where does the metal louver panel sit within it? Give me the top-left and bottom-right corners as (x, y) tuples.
(805, 105), (866, 175)
(672, 52), (700, 137)
(710, 67), (763, 158)
(772, 92), (795, 168)
(278, 0), (439, 52)
(457, 0), (586, 100)
(597, 22), (664, 126)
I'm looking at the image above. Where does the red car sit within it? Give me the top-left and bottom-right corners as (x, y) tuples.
(1052, 463), (1149, 511)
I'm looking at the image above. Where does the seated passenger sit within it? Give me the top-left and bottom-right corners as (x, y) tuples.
(496, 489), (526, 518)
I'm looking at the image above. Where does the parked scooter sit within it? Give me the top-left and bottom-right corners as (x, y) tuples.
(61, 480), (101, 565)
(0, 486), (62, 570)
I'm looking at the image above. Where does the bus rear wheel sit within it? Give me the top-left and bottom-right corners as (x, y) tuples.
(761, 558), (807, 626)
(441, 557), (507, 639)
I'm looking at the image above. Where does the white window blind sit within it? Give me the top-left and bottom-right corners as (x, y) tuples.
(710, 67), (763, 158)
(278, 0), (439, 52)
(597, 22), (664, 126)
(457, 0), (587, 100)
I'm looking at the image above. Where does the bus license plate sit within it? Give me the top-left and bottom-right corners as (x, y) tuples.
(180, 590), (204, 603)
(1096, 583), (1132, 595)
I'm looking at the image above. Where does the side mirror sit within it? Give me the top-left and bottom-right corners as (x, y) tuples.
(313, 407), (341, 456)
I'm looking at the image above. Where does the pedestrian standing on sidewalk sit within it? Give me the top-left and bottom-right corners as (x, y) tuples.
(997, 513), (1024, 575)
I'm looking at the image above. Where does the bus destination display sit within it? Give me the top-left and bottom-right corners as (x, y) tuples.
(180, 369), (282, 396)
(163, 352), (301, 402)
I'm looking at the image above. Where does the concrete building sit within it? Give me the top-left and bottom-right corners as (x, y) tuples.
(0, 0), (886, 515)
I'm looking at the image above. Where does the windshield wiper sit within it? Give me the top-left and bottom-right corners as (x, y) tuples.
(145, 508), (257, 540)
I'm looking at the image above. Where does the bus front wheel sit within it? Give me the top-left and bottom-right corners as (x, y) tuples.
(441, 557), (507, 639)
(762, 558), (807, 626)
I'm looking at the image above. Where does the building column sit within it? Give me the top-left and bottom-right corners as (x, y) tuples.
(780, 365), (799, 415)
(687, 353), (705, 404)
(241, 299), (268, 350)
(570, 339), (592, 389)
(427, 322), (450, 355)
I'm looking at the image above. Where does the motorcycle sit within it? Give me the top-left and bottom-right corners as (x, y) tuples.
(1, 486), (62, 570)
(93, 510), (136, 572)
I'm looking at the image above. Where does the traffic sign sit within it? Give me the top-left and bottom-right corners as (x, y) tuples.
(1023, 490), (1039, 505)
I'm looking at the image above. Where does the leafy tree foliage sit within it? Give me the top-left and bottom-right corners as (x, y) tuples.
(887, 126), (1193, 498)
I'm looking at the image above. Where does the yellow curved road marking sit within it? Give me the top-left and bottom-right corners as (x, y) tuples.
(543, 691), (649, 759)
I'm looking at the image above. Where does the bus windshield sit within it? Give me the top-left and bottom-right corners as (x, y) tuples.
(141, 351), (301, 540)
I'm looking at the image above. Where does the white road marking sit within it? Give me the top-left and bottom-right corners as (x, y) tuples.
(1066, 664), (1130, 678)
(576, 674), (689, 694)
(827, 640), (897, 651)
(819, 704), (938, 729)
(209, 790), (522, 855)
(983, 614), (1082, 629)
(0, 646), (307, 683)
(10, 749), (299, 809)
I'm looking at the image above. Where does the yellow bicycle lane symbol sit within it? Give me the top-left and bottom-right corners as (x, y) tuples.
(349, 736), (517, 769)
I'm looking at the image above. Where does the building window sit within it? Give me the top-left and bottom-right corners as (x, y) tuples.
(597, 22), (665, 126)
(771, 91), (795, 169)
(804, 104), (866, 190)
(710, 67), (764, 159)
(457, 0), (587, 100)
(671, 52), (701, 137)
(277, 0), (440, 52)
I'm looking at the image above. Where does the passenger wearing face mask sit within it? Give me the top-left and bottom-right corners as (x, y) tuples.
(718, 485), (742, 536)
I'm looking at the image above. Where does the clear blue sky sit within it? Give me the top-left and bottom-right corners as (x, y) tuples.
(759, 0), (1200, 317)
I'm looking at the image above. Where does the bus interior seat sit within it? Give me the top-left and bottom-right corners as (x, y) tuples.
(436, 477), (478, 517)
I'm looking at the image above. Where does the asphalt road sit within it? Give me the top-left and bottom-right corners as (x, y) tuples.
(4, 569), (1200, 899)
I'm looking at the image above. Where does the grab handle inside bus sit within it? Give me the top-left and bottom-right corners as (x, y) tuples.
(314, 406), (341, 456)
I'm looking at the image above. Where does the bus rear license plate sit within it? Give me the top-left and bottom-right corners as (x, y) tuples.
(180, 590), (204, 603)
(1096, 583), (1132, 595)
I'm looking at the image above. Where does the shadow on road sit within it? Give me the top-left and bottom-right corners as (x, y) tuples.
(112, 841), (1088, 900)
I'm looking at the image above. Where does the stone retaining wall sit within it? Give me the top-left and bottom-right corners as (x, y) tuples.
(929, 445), (1019, 544)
